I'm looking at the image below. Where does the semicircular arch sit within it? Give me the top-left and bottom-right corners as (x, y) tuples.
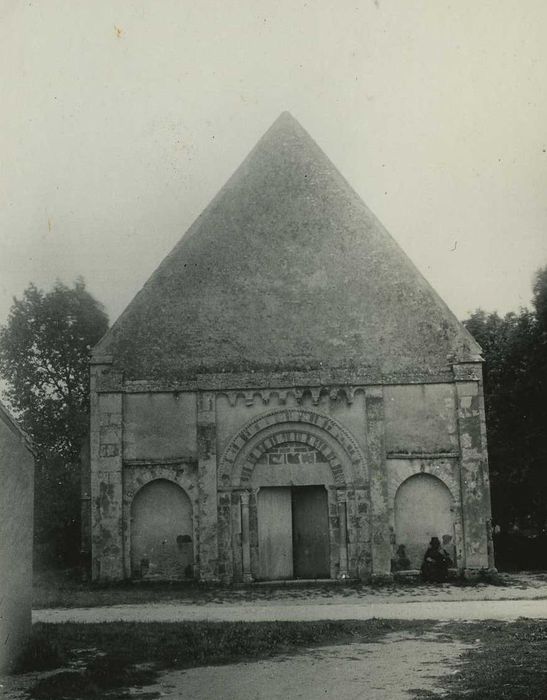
(393, 469), (458, 507)
(219, 408), (366, 488)
(394, 473), (456, 571)
(130, 475), (190, 502)
(129, 478), (194, 580)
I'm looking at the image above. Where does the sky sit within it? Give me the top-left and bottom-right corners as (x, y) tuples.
(1, 0), (547, 329)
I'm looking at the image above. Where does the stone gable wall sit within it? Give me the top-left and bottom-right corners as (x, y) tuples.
(88, 364), (493, 582)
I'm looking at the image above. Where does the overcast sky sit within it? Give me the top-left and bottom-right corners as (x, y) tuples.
(2, 0), (546, 329)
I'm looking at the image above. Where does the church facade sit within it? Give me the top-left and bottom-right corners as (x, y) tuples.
(83, 113), (494, 582)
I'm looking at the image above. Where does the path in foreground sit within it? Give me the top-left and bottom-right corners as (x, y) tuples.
(34, 596), (547, 624)
(139, 631), (471, 700)
(1, 627), (473, 700)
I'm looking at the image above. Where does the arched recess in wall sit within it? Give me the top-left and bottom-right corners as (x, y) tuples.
(394, 473), (455, 571)
(130, 479), (194, 580)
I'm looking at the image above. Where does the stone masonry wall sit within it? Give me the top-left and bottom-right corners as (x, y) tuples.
(454, 367), (493, 572)
(90, 364), (124, 581)
(0, 416), (34, 674)
(88, 370), (493, 581)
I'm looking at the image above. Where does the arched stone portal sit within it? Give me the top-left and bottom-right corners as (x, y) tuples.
(255, 443), (332, 580)
(130, 479), (194, 580)
(394, 474), (455, 571)
(219, 408), (365, 488)
(217, 409), (369, 582)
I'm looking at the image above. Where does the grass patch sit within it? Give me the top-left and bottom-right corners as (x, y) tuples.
(15, 629), (65, 673)
(416, 619), (547, 700)
(18, 618), (547, 699)
(23, 619), (432, 698)
(31, 578), (394, 609)
(451, 569), (515, 587)
(33, 569), (527, 609)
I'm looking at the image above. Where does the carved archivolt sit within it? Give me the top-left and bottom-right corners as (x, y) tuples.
(218, 408), (366, 488)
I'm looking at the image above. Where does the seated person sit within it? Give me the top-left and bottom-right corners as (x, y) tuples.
(421, 536), (452, 582)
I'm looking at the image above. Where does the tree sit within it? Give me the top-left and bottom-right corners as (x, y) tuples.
(0, 279), (108, 566)
(464, 265), (547, 538)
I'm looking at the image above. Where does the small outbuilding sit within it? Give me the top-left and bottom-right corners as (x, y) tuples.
(84, 112), (494, 583)
(0, 401), (34, 675)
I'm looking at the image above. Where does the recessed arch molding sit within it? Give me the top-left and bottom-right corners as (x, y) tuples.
(218, 408), (366, 488)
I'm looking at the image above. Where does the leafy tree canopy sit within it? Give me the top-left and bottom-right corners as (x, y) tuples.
(0, 278), (108, 564)
(464, 265), (547, 534)
(0, 278), (108, 456)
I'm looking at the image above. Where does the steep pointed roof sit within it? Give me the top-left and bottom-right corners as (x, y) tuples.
(94, 112), (481, 381)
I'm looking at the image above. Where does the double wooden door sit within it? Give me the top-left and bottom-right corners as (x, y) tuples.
(257, 486), (329, 580)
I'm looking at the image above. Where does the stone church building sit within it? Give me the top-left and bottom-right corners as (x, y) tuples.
(83, 112), (494, 583)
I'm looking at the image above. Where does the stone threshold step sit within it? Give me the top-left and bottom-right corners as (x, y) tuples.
(251, 578), (359, 587)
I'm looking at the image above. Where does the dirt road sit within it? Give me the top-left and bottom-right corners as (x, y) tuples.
(139, 631), (472, 700)
(34, 596), (547, 624)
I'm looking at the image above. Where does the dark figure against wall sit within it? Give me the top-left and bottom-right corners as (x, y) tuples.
(391, 544), (411, 572)
(421, 536), (452, 582)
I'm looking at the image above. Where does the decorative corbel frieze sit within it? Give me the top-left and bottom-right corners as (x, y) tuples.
(276, 389), (288, 404)
(343, 386), (355, 404)
(224, 391), (240, 407)
(310, 387), (322, 405)
(293, 388), (304, 404)
(219, 384), (361, 409)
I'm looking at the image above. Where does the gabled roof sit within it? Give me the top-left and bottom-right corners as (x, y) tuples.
(94, 112), (481, 381)
(0, 400), (35, 454)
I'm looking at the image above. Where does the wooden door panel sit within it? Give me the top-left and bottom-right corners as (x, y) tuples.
(257, 487), (293, 580)
(292, 486), (329, 578)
